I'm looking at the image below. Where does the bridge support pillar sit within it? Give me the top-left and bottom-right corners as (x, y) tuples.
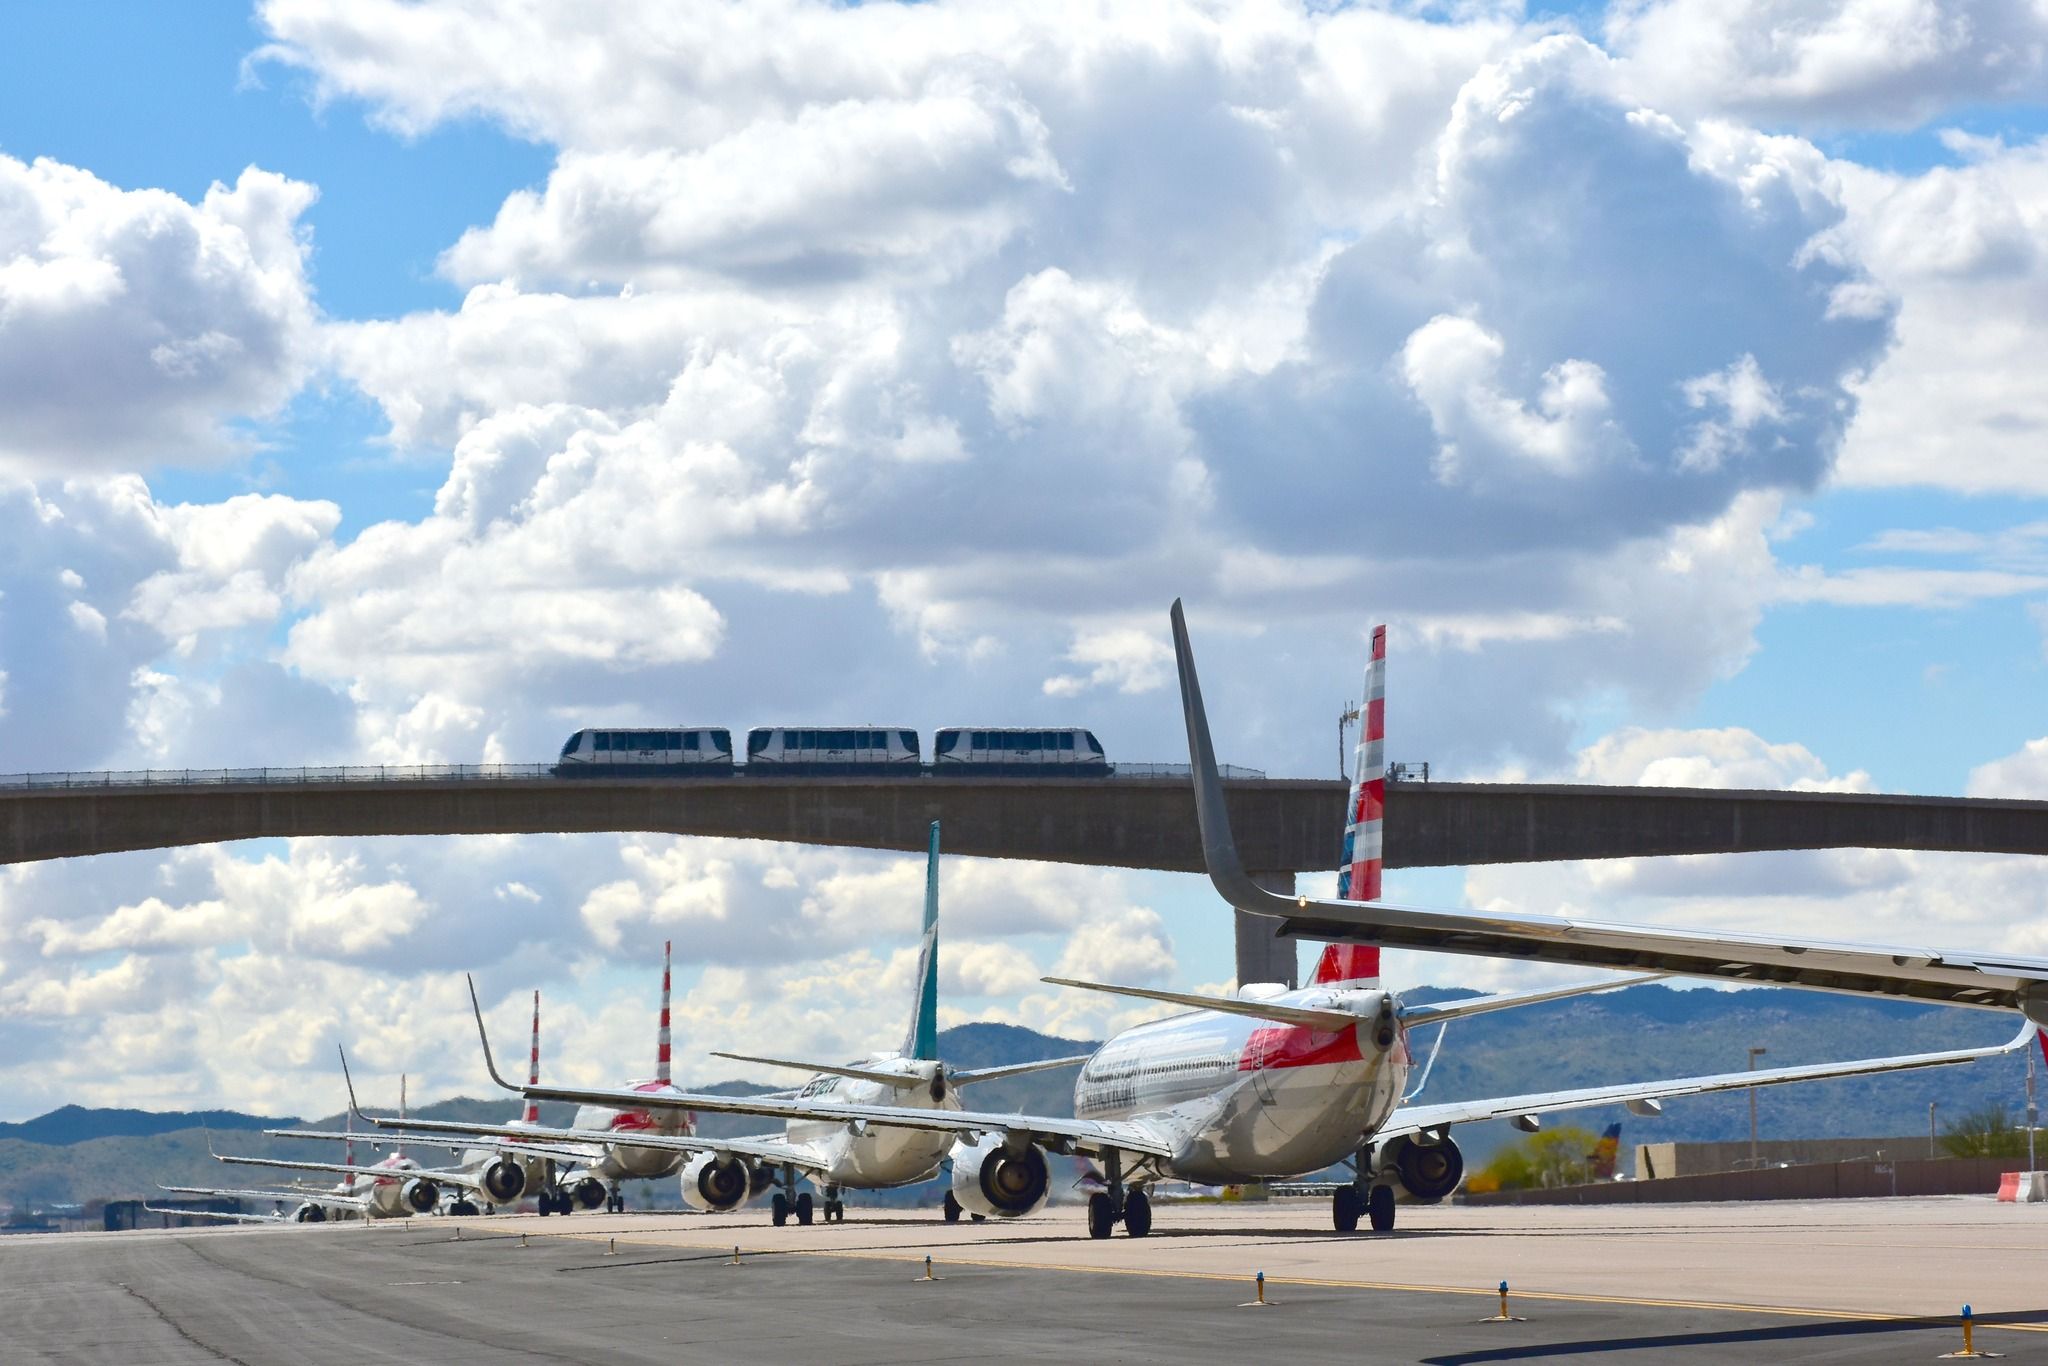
(1235, 871), (1297, 988)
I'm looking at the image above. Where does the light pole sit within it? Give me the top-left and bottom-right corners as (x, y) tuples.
(1748, 1046), (1768, 1168)
(1929, 1100), (1938, 1159)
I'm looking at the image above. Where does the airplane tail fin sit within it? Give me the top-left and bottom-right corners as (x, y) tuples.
(903, 821), (941, 1061)
(657, 940), (673, 1085)
(523, 990), (542, 1125)
(1315, 624), (1387, 988)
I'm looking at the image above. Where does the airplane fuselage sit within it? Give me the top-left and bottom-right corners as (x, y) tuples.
(573, 1080), (696, 1181)
(782, 1056), (962, 1188)
(1073, 987), (1407, 1185)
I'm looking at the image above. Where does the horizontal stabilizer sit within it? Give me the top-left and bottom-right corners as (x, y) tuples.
(1397, 973), (1668, 1028)
(709, 1051), (924, 1090)
(952, 1054), (1095, 1085)
(1040, 977), (1364, 1032)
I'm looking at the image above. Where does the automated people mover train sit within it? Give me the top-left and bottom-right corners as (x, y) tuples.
(552, 726), (1107, 776)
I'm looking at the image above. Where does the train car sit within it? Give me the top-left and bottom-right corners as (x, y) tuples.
(744, 727), (921, 775)
(931, 727), (1109, 775)
(553, 728), (735, 776)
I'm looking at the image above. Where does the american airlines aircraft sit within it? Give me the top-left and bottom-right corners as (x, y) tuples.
(267, 995), (595, 1213)
(383, 823), (1093, 1225)
(492, 605), (2040, 1238)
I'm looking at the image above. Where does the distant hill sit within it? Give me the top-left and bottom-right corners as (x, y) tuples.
(0, 994), (2029, 1211)
(0, 1106), (298, 1146)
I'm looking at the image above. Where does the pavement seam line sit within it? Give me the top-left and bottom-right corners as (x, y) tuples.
(520, 1227), (2048, 1335)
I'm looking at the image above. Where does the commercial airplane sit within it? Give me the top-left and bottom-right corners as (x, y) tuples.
(266, 994), (598, 1213)
(153, 1115), (372, 1224)
(164, 1085), (494, 1221)
(377, 823), (1092, 1225)
(485, 606), (2040, 1238)
(1588, 1122), (1624, 1181)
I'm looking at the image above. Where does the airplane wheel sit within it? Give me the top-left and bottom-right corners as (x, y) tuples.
(943, 1192), (962, 1223)
(771, 1192), (789, 1227)
(1367, 1185), (1396, 1233)
(449, 1200), (479, 1217)
(538, 1195), (553, 1217)
(824, 1200), (842, 1222)
(970, 1213), (985, 1223)
(1123, 1189), (1152, 1237)
(1087, 1193), (1115, 1240)
(795, 1192), (814, 1225)
(1333, 1187), (1363, 1233)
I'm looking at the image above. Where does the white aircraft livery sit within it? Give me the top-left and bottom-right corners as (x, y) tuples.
(383, 822), (1090, 1224)
(494, 605), (2039, 1238)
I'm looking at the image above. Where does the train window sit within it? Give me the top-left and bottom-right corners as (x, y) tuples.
(594, 732), (611, 752)
(561, 733), (581, 757)
(713, 731), (732, 753)
(901, 730), (917, 753)
(972, 732), (985, 749)
(1061, 733), (1075, 750)
(749, 732), (769, 755)
(1085, 732), (1103, 754)
(683, 732), (697, 751)
(936, 732), (958, 755)
(796, 730), (811, 749)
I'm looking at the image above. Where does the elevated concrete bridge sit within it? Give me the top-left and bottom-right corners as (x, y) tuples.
(8, 769), (2048, 983)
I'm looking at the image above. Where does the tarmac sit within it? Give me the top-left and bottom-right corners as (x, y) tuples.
(7, 1196), (2046, 1363)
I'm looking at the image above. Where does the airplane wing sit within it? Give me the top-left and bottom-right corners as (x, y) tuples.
(461, 975), (1174, 1159)
(708, 1052), (925, 1090)
(1396, 974), (1669, 1026)
(346, 1111), (819, 1172)
(158, 1183), (369, 1213)
(209, 1149), (490, 1193)
(1382, 1021), (2040, 1139)
(143, 1204), (292, 1225)
(1170, 599), (2048, 1020)
(264, 1127), (596, 1167)
(950, 1055), (1095, 1086)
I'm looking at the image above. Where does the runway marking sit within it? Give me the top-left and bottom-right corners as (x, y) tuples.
(387, 1279), (464, 1286)
(533, 1228), (2048, 1337)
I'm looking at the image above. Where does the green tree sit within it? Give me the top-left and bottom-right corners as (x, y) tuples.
(1940, 1104), (2030, 1158)
(1468, 1126), (1601, 1192)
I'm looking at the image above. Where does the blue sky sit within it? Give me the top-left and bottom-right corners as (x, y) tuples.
(2, 0), (2047, 1116)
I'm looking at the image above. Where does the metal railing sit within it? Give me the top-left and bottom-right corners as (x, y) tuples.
(0, 761), (1268, 791)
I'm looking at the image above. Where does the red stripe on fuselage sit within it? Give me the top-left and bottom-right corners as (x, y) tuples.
(1238, 1022), (1363, 1072)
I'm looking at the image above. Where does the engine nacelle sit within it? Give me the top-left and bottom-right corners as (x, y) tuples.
(569, 1176), (608, 1211)
(400, 1177), (442, 1214)
(1380, 1134), (1465, 1204)
(680, 1153), (756, 1213)
(294, 1203), (326, 1223)
(951, 1135), (1050, 1219)
(481, 1157), (528, 1205)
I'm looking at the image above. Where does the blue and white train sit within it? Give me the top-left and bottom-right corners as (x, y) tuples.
(932, 727), (1107, 775)
(745, 728), (921, 774)
(553, 728), (735, 776)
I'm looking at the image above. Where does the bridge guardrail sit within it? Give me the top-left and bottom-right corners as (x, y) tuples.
(0, 762), (1268, 790)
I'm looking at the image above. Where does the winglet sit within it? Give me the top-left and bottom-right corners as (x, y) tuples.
(338, 1044), (372, 1124)
(1171, 599), (1297, 918)
(467, 975), (523, 1094)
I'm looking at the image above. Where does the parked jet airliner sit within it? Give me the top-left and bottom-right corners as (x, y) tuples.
(377, 823), (1092, 1224)
(493, 608), (2040, 1237)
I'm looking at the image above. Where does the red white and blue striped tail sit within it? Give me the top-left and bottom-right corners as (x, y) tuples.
(656, 940), (673, 1085)
(1315, 623), (1386, 988)
(523, 990), (542, 1125)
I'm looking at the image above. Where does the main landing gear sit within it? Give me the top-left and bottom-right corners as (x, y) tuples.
(943, 1191), (963, 1223)
(1334, 1145), (1396, 1233)
(821, 1184), (846, 1223)
(536, 1188), (572, 1216)
(1086, 1152), (1152, 1239)
(769, 1164), (815, 1226)
(604, 1184), (626, 1214)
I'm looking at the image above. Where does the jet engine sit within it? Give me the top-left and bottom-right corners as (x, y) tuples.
(480, 1157), (528, 1205)
(950, 1135), (1050, 1219)
(1379, 1134), (1465, 1203)
(400, 1177), (442, 1214)
(679, 1153), (757, 1213)
(568, 1176), (609, 1211)
(293, 1203), (326, 1223)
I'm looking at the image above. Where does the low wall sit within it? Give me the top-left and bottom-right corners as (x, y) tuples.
(1464, 1156), (2023, 1206)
